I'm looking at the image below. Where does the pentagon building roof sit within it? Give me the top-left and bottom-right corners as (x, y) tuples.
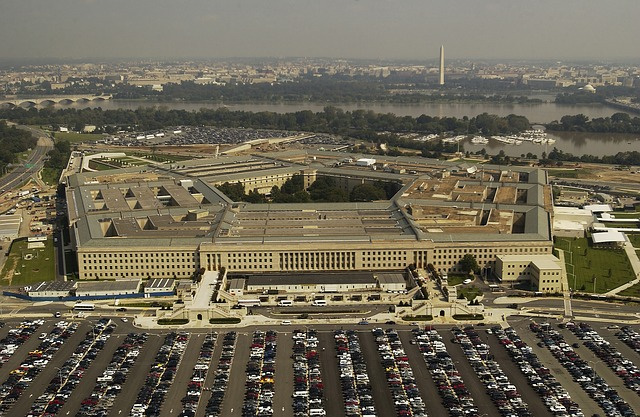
(67, 152), (552, 247)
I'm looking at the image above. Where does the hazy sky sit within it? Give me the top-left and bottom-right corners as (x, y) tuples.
(1, 0), (638, 62)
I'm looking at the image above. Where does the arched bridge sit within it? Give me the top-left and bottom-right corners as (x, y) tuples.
(0, 94), (113, 107)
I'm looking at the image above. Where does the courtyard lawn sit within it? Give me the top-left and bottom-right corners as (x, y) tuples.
(0, 238), (56, 286)
(555, 237), (635, 293)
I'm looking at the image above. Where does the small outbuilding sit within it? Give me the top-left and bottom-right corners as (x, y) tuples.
(591, 230), (627, 248)
(75, 279), (141, 297)
(144, 278), (176, 295)
(27, 281), (76, 299)
(377, 273), (407, 292)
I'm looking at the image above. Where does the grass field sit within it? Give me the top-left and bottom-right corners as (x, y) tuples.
(555, 237), (635, 293)
(53, 132), (104, 143)
(0, 238), (56, 286)
(447, 274), (471, 287)
(625, 233), (640, 242)
(607, 212), (640, 219)
(457, 286), (484, 302)
(619, 283), (640, 298)
(546, 168), (595, 179)
(87, 159), (118, 171)
(41, 167), (61, 186)
(111, 157), (150, 167)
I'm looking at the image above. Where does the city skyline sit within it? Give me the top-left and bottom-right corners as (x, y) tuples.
(0, 0), (639, 62)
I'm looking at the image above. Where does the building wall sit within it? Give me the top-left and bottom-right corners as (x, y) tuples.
(496, 255), (563, 292)
(212, 169), (316, 195)
(531, 266), (563, 293)
(246, 281), (375, 293)
(78, 247), (198, 280)
(495, 257), (534, 282)
(75, 238), (551, 280)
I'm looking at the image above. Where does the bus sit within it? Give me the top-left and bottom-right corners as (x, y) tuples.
(73, 303), (95, 311)
(237, 299), (261, 307)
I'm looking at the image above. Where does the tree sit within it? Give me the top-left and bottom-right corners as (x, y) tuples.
(349, 183), (386, 202)
(217, 182), (245, 201)
(460, 254), (479, 275)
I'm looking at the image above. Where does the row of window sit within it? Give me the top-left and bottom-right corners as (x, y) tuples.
(91, 271), (191, 278)
(85, 264), (194, 270)
(435, 247), (548, 254)
(83, 252), (195, 259)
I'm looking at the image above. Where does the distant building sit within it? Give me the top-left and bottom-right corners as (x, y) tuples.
(439, 45), (445, 85)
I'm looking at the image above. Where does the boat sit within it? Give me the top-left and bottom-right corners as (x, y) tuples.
(471, 136), (489, 145)
(492, 135), (520, 145)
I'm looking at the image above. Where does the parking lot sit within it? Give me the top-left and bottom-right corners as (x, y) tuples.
(0, 317), (638, 417)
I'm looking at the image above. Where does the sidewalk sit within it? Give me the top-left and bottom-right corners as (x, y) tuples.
(131, 304), (517, 330)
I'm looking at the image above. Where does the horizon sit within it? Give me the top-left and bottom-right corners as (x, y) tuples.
(1, 0), (638, 63)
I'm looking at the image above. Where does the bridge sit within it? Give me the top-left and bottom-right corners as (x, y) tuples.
(0, 94), (113, 107)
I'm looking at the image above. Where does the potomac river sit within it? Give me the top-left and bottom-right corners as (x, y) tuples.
(54, 99), (640, 157)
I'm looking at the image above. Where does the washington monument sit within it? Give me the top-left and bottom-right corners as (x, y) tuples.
(439, 45), (445, 85)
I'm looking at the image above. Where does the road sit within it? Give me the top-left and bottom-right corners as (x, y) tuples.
(0, 125), (54, 193)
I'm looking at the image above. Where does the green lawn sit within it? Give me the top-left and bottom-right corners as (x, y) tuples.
(457, 286), (484, 302)
(618, 283), (640, 298)
(41, 167), (61, 186)
(608, 212), (640, 219)
(87, 159), (118, 171)
(53, 132), (104, 143)
(601, 222), (640, 229)
(111, 157), (150, 167)
(555, 237), (635, 293)
(628, 234), (640, 248)
(546, 168), (597, 179)
(0, 238), (56, 286)
(129, 152), (193, 163)
(447, 273), (471, 286)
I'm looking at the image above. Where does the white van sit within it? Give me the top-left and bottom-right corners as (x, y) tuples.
(278, 300), (293, 307)
(312, 299), (327, 306)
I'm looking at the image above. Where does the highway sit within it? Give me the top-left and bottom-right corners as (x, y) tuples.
(0, 125), (54, 193)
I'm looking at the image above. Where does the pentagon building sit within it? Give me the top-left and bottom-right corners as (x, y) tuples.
(65, 151), (553, 280)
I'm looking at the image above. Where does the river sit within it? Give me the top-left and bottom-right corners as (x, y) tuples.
(53, 99), (640, 157)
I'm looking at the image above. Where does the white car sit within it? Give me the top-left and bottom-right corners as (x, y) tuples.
(121, 318), (128, 323)
(463, 278), (472, 285)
